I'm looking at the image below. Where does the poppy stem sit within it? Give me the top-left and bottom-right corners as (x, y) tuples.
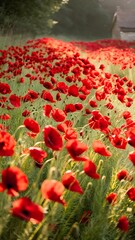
(13, 125), (25, 138)
(27, 219), (46, 240)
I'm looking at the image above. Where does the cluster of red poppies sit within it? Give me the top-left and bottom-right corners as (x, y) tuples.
(0, 37), (135, 236)
(71, 39), (135, 70)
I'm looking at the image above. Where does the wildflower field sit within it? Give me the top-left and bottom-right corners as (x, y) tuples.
(0, 37), (135, 240)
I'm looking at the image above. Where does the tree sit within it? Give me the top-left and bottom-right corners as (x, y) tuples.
(0, 0), (68, 35)
(52, 0), (111, 40)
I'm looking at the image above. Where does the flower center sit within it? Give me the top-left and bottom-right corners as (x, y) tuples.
(0, 141), (5, 150)
(22, 209), (30, 216)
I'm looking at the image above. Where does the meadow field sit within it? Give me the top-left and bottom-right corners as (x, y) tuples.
(0, 36), (135, 240)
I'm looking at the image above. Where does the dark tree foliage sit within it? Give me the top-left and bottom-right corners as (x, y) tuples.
(0, 0), (67, 35)
(52, 0), (112, 40)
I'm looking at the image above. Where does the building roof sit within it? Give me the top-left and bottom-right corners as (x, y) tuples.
(116, 7), (135, 32)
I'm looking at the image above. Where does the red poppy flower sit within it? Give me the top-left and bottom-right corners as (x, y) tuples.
(125, 127), (135, 148)
(41, 179), (66, 206)
(29, 147), (47, 164)
(92, 140), (111, 157)
(125, 118), (135, 129)
(51, 77), (57, 84)
(74, 103), (83, 110)
(0, 131), (16, 156)
(72, 66), (81, 76)
(105, 73), (111, 79)
(43, 104), (52, 118)
(62, 170), (83, 194)
(25, 73), (31, 78)
(55, 82), (68, 94)
(0, 124), (5, 130)
(122, 111), (131, 119)
(117, 94), (125, 103)
(43, 81), (53, 89)
(79, 94), (86, 101)
(64, 128), (78, 140)
(83, 160), (100, 179)
(89, 100), (97, 108)
(51, 108), (66, 122)
(56, 92), (61, 101)
(80, 86), (90, 95)
(0, 167), (28, 196)
(57, 122), (68, 133)
(0, 114), (10, 120)
(104, 80), (112, 93)
(9, 94), (21, 108)
(43, 125), (63, 151)
(68, 85), (79, 97)
(22, 110), (30, 117)
(11, 197), (44, 224)
(99, 64), (105, 70)
(19, 77), (25, 83)
(66, 139), (88, 161)
(109, 134), (127, 149)
(128, 151), (135, 166)
(27, 132), (37, 139)
(117, 170), (129, 181)
(117, 216), (129, 232)
(64, 104), (76, 113)
(65, 76), (73, 83)
(41, 90), (55, 103)
(80, 210), (91, 224)
(106, 192), (117, 204)
(57, 120), (73, 133)
(24, 118), (40, 133)
(22, 90), (39, 102)
(0, 96), (7, 103)
(82, 78), (93, 90)
(127, 187), (135, 201)
(95, 90), (106, 101)
(105, 102), (114, 109)
(85, 109), (91, 115)
(0, 82), (11, 94)
(89, 110), (110, 134)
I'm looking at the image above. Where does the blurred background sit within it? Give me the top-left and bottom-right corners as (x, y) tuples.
(0, 0), (135, 40)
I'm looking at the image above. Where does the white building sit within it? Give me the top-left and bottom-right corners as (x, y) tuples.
(112, 7), (135, 41)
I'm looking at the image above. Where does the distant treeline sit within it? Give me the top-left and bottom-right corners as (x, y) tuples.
(0, 0), (67, 35)
(52, 0), (112, 40)
(52, 0), (135, 40)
